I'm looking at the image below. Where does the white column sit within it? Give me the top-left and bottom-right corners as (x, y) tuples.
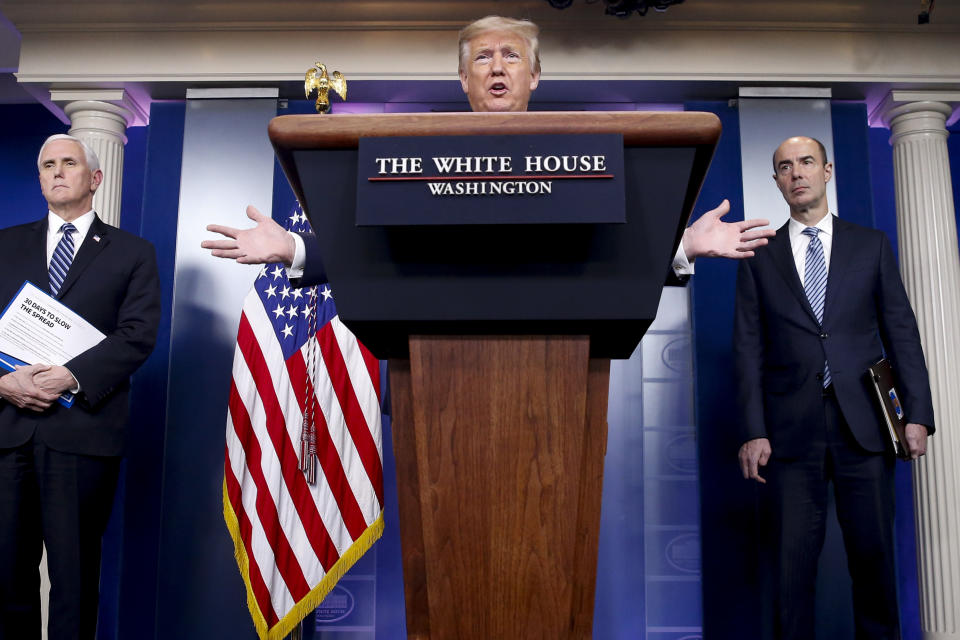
(50, 90), (145, 228)
(877, 91), (960, 640)
(64, 101), (131, 227)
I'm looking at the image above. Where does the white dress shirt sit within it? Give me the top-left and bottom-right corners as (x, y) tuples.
(46, 209), (96, 268)
(788, 213), (833, 285)
(44, 209), (94, 393)
(288, 231), (307, 279)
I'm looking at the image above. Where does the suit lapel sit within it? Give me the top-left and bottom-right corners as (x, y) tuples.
(769, 222), (820, 326)
(823, 215), (853, 324)
(55, 215), (111, 299)
(29, 219), (51, 291)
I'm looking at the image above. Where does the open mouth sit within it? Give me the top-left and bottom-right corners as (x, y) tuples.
(489, 82), (507, 96)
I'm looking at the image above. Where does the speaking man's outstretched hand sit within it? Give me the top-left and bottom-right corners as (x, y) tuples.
(202, 205), (297, 267)
(682, 199), (776, 260)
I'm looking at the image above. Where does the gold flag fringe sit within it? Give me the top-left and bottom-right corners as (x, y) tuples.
(223, 477), (385, 640)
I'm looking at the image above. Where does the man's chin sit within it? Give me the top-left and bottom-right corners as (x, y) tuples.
(484, 99), (532, 113)
(482, 100), (513, 112)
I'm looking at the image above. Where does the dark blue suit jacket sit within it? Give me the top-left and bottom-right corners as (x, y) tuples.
(0, 215), (161, 456)
(733, 216), (934, 457)
(295, 231), (328, 288)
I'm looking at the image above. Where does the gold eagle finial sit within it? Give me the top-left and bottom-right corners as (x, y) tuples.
(305, 62), (347, 114)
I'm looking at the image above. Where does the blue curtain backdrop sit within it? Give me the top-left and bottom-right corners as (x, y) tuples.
(0, 105), (66, 227)
(685, 100), (765, 640)
(114, 101), (185, 640)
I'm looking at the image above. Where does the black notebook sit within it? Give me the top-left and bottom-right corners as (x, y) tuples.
(866, 358), (910, 460)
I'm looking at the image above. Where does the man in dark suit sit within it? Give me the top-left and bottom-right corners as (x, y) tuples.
(0, 134), (161, 639)
(734, 135), (935, 639)
(201, 15), (775, 280)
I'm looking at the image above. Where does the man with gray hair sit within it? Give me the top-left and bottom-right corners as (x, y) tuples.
(202, 15), (774, 282)
(0, 134), (161, 639)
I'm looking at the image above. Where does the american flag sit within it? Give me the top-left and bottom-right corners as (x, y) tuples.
(222, 204), (384, 640)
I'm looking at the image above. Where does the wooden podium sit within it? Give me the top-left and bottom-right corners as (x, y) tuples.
(270, 112), (720, 639)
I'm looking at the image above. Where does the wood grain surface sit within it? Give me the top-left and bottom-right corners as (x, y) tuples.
(390, 336), (611, 639)
(270, 110), (721, 150)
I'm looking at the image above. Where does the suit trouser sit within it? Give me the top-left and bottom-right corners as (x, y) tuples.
(0, 438), (120, 640)
(767, 389), (899, 640)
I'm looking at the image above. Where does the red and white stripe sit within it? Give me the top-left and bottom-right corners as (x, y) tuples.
(224, 286), (383, 637)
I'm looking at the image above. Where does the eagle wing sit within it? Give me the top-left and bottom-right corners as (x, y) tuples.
(330, 71), (347, 101)
(305, 67), (320, 97)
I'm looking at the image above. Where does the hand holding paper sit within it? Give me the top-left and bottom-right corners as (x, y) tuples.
(0, 281), (106, 408)
(0, 363), (59, 411)
(33, 365), (79, 397)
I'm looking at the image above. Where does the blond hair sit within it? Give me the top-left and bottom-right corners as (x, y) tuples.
(458, 16), (541, 74)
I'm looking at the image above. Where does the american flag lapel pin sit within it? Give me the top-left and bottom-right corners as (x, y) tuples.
(93, 235), (101, 242)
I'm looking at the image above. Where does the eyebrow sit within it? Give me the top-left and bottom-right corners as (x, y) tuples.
(777, 155), (816, 167)
(474, 43), (521, 54)
(42, 155), (79, 164)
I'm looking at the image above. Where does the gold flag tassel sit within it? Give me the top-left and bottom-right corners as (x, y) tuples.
(299, 285), (320, 484)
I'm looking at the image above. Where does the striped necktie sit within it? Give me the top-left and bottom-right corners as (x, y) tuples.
(802, 226), (831, 388)
(49, 222), (77, 296)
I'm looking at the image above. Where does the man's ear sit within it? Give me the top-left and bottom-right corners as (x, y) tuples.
(824, 162), (833, 183)
(529, 69), (541, 92)
(91, 169), (104, 191)
(459, 69), (470, 94)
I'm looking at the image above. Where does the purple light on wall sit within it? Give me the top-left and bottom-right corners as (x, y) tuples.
(331, 102), (386, 114)
(635, 103), (684, 111)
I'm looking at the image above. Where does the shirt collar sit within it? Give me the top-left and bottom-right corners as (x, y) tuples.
(788, 212), (833, 241)
(48, 209), (96, 238)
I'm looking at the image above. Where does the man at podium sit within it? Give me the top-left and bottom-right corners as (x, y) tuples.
(202, 15), (774, 281)
(200, 15), (776, 637)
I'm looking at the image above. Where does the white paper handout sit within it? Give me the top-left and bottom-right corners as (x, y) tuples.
(0, 280), (106, 407)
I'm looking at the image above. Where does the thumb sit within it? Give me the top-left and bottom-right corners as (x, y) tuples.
(713, 199), (731, 219)
(246, 204), (266, 223)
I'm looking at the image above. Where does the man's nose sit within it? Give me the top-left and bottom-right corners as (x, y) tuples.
(490, 53), (504, 73)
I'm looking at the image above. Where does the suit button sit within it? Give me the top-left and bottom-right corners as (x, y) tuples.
(820, 332), (828, 339)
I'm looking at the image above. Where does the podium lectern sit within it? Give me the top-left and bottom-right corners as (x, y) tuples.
(270, 112), (720, 639)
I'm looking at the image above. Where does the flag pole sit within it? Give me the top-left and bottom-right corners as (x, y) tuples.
(289, 621), (303, 640)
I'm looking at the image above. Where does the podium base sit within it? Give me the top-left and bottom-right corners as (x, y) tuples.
(390, 335), (610, 639)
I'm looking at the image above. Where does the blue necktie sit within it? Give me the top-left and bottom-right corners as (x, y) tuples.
(802, 227), (831, 388)
(49, 222), (77, 296)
